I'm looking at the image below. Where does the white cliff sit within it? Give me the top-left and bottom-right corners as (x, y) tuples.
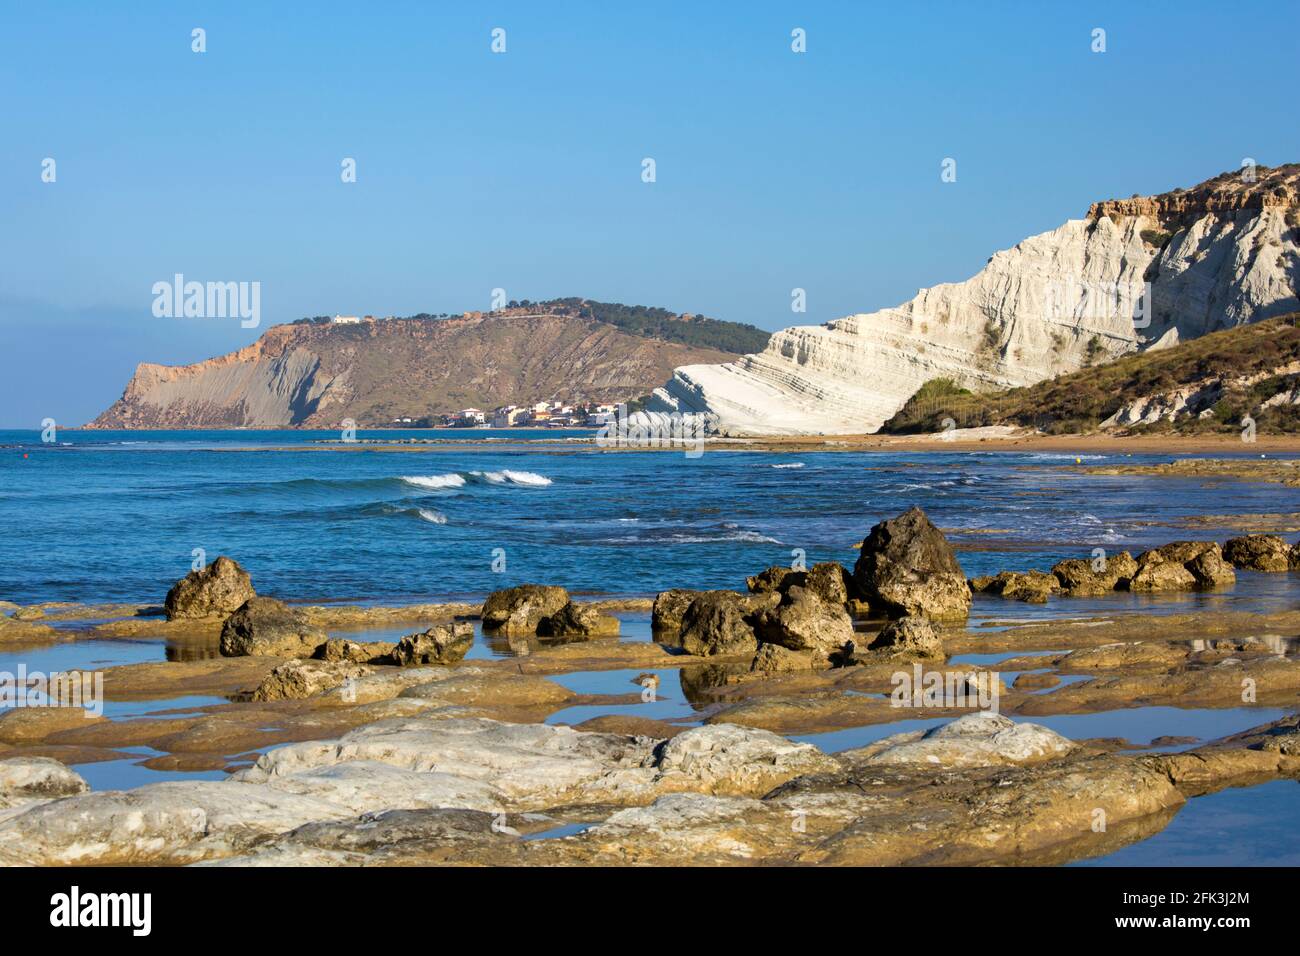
(644, 166), (1300, 435)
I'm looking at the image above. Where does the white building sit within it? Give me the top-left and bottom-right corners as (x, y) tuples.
(331, 314), (361, 324)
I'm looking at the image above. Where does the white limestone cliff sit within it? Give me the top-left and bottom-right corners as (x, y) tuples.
(642, 167), (1300, 435)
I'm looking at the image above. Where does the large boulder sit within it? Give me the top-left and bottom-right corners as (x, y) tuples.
(219, 597), (328, 658)
(480, 585), (569, 635)
(678, 592), (774, 657)
(852, 507), (970, 619)
(1223, 535), (1293, 572)
(865, 616), (944, 659)
(969, 570), (1059, 603)
(392, 622), (475, 666)
(536, 602), (620, 640)
(164, 556), (255, 621)
(1051, 551), (1137, 595)
(754, 586), (854, 654)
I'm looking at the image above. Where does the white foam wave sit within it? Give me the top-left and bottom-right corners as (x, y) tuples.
(416, 508), (448, 524)
(401, 474), (466, 489)
(471, 469), (553, 486)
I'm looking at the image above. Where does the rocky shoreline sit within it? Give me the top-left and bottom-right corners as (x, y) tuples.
(2, 507), (1299, 866)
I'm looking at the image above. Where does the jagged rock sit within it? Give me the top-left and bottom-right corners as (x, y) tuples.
(219, 597), (328, 658)
(315, 638), (396, 664)
(852, 507), (970, 619)
(754, 586), (854, 654)
(0, 757), (88, 800)
(164, 556), (255, 620)
(865, 616), (944, 659)
(1051, 551), (1138, 595)
(747, 563), (851, 606)
(1127, 541), (1233, 591)
(250, 660), (372, 701)
(480, 585), (569, 635)
(678, 592), (775, 657)
(747, 566), (800, 593)
(1127, 556), (1197, 592)
(749, 643), (826, 674)
(651, 589), (700, 639)
(1186, 545), (1236, 588)
(969, 570), (1059, 603)
(858, 714), (1074, 768)
(1223, 534), (1293, 572)
(392, 623), (475, 666)
(806, 563), (852, 605)
(536, 602), (620, 639)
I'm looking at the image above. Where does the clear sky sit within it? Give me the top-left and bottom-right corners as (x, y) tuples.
(2, 0), (1298, 426)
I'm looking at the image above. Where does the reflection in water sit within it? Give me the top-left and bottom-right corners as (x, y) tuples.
(1077, 778), (1300, 866)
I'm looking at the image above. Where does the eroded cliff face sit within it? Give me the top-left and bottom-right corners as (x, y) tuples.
(645, 165), (1300, 435)
(88, 313), (739, 428)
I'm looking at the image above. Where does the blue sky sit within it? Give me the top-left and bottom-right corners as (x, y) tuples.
(2, 0), (1298, 425)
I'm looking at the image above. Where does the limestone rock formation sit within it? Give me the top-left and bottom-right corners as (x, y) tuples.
(859, 713), (1074, 768)
(1223, 534), (1296, 572)
(392, 623), (475, 666)
(678, 591), (776, 657)
(969, 570), (1060, 603)
(164, 556), (255, 621)
(1127, 542), (1235, 592)
(219, 597), (329, 658)
(754, 586), (855, 655)
(638, 165), (1300, 435)
(853, 506), (971, 619)
(651, 589), (700, 639)
(1051, 552), (1138, 595)
(536, 602), (621, 640)
(865, 616), (944, 660)
(481, 585), (570, 636)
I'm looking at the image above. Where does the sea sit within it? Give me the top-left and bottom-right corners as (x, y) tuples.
(1, 427), (1299, 864)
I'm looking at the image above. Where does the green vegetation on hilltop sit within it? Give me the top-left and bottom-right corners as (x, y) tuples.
(533, 298), (770, 353)
(292, 298), (772, 355)
(881, 313), (1300, 435)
